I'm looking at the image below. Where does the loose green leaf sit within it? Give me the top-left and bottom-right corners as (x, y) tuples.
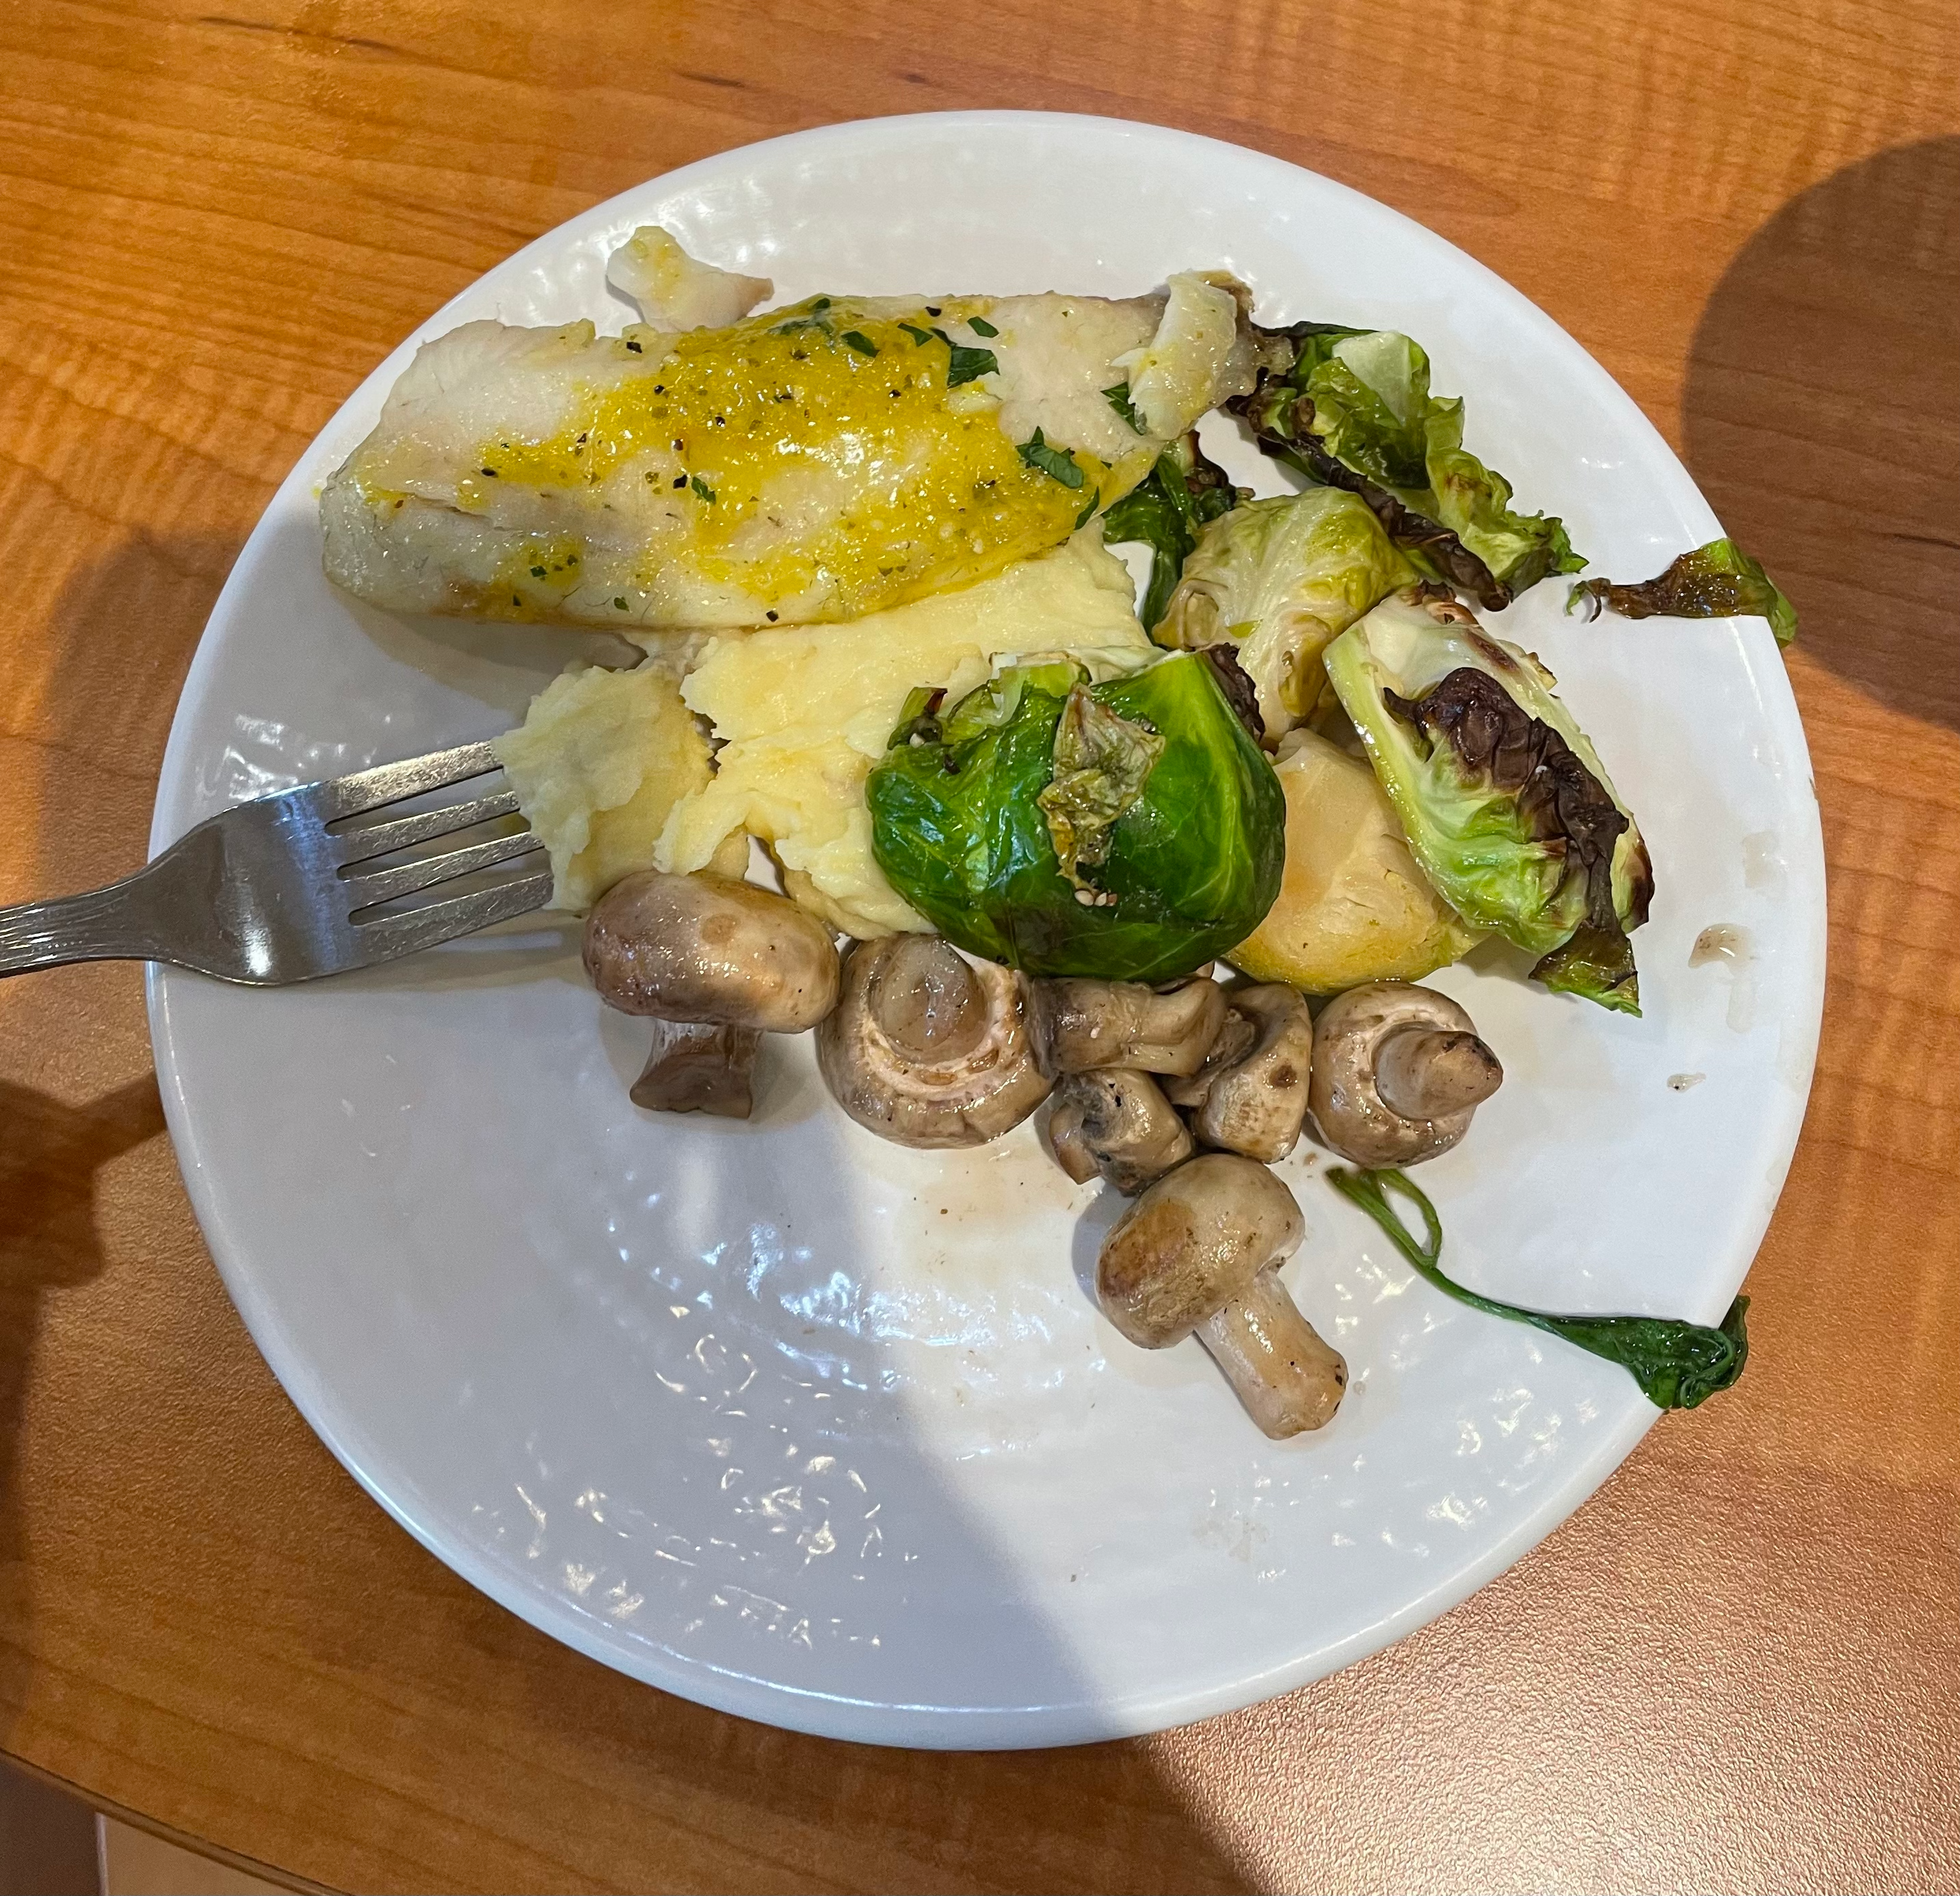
(1017, 427), (1085, 490)
(968, 315), (999, 338)
(1233, 323), (1582, 609)
(690, 475), (716, 504)
(1102, 382), (1145, 433)
(867, 652), (1284, 980)
(1327, 1167), (1750, 1411)
(840, 329), (879, 356)
(1100, 433), (1242, 628)
(886, 684), (946, 749)
(1567, 537), (1797, 647)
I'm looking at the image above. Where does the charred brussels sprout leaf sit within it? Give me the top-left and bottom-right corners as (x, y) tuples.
(1325, 588), (1652, 1014)
(866, 652), (1285, 981)
(1568, 537), (1797, 647)
(1232, 323), (1582, 610)
(1328, 1167), (1751, 1411)
(1100, 433), (1245, 628)
(1037, 686), (1165, 896)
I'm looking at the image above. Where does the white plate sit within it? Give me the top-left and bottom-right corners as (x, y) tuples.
(146, 112), (1824, 1747)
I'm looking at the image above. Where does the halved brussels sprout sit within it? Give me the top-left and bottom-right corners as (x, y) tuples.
(1155, 490), (1416, 741)
(1324, 587), (1652, 1013)
(1228, 726), (1481, 991)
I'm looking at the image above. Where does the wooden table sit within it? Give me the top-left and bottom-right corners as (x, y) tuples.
(3, 3), (1956, 1889)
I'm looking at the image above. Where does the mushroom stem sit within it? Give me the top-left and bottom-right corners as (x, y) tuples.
(1197, 1270), (1347, 1439)
(1375, 1027), (1503, 1121)
(631, 1019), (760, 1117)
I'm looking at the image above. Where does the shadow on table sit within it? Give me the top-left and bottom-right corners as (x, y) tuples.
(0, 1077), (168, 1747)
(1682, 137), (1960, 728)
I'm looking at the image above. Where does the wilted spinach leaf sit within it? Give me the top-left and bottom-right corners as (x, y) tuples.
(1327, 1167), (1750, 1411)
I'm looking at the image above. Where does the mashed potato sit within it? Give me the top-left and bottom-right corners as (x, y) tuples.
(657, 532), (1154, 936)
(493, 657), (745, 911)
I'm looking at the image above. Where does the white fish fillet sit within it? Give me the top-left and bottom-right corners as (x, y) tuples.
(321, 232), (1256, 632)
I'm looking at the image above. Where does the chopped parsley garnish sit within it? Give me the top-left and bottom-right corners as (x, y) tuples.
(1102, 382), (1145, 433)
(529, 565), (546, 577)
(1074, 494), (1099, 530)
(1018, 427), (1084, 489)
(613, 597), (629, 610)
(840, 330), (879, 356)
(690, 475), (716, 503)
(899, 322), (935, 346)
(930, 328), (998, 386)
(810, 296), (832, 312)
(968, 315), (998, 337)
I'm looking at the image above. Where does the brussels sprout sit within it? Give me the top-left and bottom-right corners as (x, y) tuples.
(1156, 490), (1416, 740)
(1228, 727), (1481, 991)
(867, 652), (1285, 981)
(1568, 537), (1797, 647)
(1233, 323), (1583, 611)
(1324, 587), (1652, 1013)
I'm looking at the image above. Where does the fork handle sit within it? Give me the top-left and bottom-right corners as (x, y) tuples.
(0, 864), (174, 976)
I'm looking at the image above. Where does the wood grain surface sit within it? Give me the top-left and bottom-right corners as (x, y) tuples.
(2, 2), (1957, 1890)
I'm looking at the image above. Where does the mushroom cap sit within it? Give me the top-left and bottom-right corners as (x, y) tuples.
(1096, 1153), (1305, 1348)
(817, 935), (1052, 1149)
(1306, 980), (1500, 1166)
(1192, 983), (1313, 1163)
(1029, 977), (1229, 1078)
(583, 870), (840, 1031)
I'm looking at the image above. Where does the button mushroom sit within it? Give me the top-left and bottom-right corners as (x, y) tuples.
(1159, 1005), (1258, 1108)
(1183, 983), (1314, 1162)
(1096, 1154), (1346, 1438)
(1029, 976), (1228, 1078)
(583, 870), (841, 1118)
(817, 935), (1052, 1148)
(1307, 980), (1503, 1166)
(1048, 1069), (1194, 1193)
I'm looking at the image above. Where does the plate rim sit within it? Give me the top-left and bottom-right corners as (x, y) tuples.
(144, 108), (1827, 1748)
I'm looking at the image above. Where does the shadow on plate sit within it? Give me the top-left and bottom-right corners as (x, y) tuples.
(1682, 137), (1960, 729)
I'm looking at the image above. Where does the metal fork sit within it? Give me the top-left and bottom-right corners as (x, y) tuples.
(0, 740), (554, 985)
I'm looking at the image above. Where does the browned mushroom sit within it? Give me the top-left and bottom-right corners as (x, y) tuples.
(1048, 1069), (1193, 1194)
(1096, 1154), (1347, 1438)
(1307, 981), (1502, 1166)
(1029, 976), (1228, 1078)
(583, 870), (840, 1118)
(1183, 984), (1313, 1162)
(1160, 1005), (1258, 1108)
(817, 935), (1051, 1148)
(583, 870), (840, 1030)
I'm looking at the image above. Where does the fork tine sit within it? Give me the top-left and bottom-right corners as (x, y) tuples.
(347, 864), (556, 967)
(344, 829), (546, 910)
(333, 788), (522, 867)
(319, 740), (505, 821)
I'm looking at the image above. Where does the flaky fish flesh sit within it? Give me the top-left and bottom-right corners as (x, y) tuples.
(321, 229), (1258, 630)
